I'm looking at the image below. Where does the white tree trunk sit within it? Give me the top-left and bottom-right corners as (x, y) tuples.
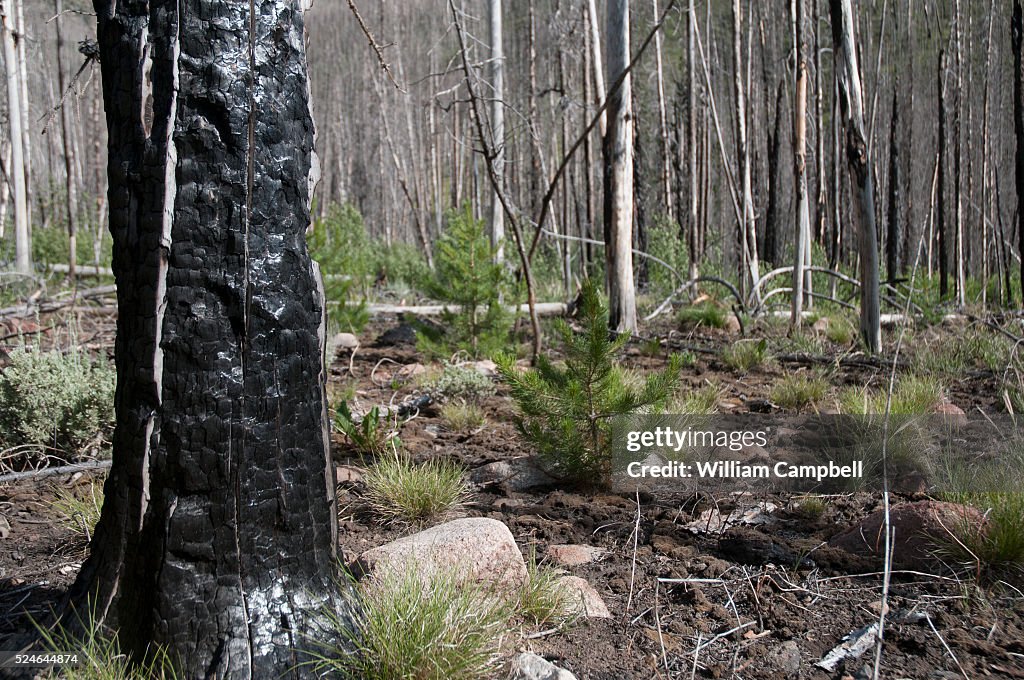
(732, 0), (759, 304)
(1, 0), (30, 275)
(587, 0), (607, 137)
(489, 0), (505, 262)
(792, 0), (811, 326)
(603, 0), (636, 333)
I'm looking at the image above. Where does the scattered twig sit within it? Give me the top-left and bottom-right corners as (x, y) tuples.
(0, 460), (111, 485)
(345, 0), (403, 90)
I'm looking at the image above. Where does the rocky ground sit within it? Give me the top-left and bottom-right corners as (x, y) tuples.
(2, 314), (1024, 678)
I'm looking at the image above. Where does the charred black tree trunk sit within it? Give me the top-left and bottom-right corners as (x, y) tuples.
(69, 1), (356, 676)
(886, 85), (901, 279)
(763, 82), (785, 268)
(1014, 0), (1024, 301)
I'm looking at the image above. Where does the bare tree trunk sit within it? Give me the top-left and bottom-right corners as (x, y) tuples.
(587, 0), (607, 137)
(69, 1), (357, 675)
(1, 0), (29, 275)
(792, 0), (812, 328)
(732, 0), (760, 304)
(489, 0), (505, 262)
(687, 0), (699, 280)
(886, 84), (901, 280)
(652, 0), (673, 221)
(55, 0), (79, 285)
(830, 0), (881, 352)
(938, 49), (948, 297)
(1015, 0), (1024, 302)
(953, 0), (966, 308)
(14, 0), (28, 222)
(603, 0), (637, 333)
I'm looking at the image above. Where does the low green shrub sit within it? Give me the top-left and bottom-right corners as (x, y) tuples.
(418, 362), (496, 403)
(0, 344), (115, 467)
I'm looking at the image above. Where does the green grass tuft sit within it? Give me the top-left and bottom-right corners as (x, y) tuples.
(440, 401), (486, 432)
(722, 339), (769, 373)
(361, 450), (468, 525)
(51, 481), (104, 545)
(677, 302), (728, 330)
(314, 566), (511, 680)
(771, 373), (829, 411)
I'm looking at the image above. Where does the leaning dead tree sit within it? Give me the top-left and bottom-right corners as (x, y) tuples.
(829, 0), (881, 352)
(69, 1), (357, 676)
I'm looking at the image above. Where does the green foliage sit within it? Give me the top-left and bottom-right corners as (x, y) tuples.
(417, 204), (513, 359)
(942, 493), (1024, 584)
(418, 362), (496, 403)
(333, 402), (399, 455)
(722, 339), (769, 373)
(0, 344), (116, 467)
(677, 301), (728, 330)
(914, 327), (1012, 375)
(496, 279), (683, 484)
(361, 450), (468, 525)
(308, 204), (373, 333)
(314, 566), (510, 680)
(644, 215), (690, 299)
(771, 373), (829, 411)
(824, 316), (856, 345)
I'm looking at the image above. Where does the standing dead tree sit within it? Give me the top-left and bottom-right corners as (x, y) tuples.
(68, 1), (358, 675)
(829, 0), (881, 352)
(1014, 0), (1024, 302)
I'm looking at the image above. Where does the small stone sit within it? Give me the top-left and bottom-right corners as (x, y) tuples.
(546, 544), (607, 566)
(506, 652), (578, 680)
(333, 332), (360, 349)
(723, 314), (742, 334)
(471, 359), (498, 376)
(768, 640), (801, 675)
(556, 575), (611, 618)
(352, 518), (528, 590)
(335, 465), (363, 484)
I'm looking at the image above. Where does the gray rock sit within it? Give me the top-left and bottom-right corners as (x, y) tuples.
(768, 640), (801, 675)
(546, 544), (607, 566)
(471, 458), (558, 492)
(506, 652), (578, 680)
(352, 517), (528, 590)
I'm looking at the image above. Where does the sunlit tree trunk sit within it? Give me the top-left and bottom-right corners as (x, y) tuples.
(603, 0), (637, 333)
(69, 1), (356, 676)
(792, 0), (812, 327)
(55, 0), (79, 285)
(0, 0), (29, 275)
(489, 0), (505, 262)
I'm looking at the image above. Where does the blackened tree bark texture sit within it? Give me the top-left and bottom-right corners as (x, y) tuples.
(69, 1), (356, 677)
(1014, 0), (1024, 302)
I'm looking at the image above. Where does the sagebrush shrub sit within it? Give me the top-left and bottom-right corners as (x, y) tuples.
(419, 362), (496, 402)
(0, 345), (115, 465)
(497, 279), (683, 483)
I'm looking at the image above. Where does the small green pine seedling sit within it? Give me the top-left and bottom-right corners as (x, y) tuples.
(722, 339), (769, 373)
(497, 279), (683, 484)
(771, 373), (828, 411)
(678, 302), (727, 330)
(52, 482), (104, 544)
(314, 565), (511, 680)
(417, 203), (514, 359)
(440, 401), (486, 432)
(362, 450), (468, 525)
(334, 402), (399, 455)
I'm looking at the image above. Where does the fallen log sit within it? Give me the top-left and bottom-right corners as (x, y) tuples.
(366, 302), (568, 316)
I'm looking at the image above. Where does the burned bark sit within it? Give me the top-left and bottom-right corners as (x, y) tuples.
(70, 1), (356, 677)
(1014, 0), (1024, 301)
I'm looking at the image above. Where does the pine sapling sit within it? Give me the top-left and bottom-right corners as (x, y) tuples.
(496, 280), (683, 485)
